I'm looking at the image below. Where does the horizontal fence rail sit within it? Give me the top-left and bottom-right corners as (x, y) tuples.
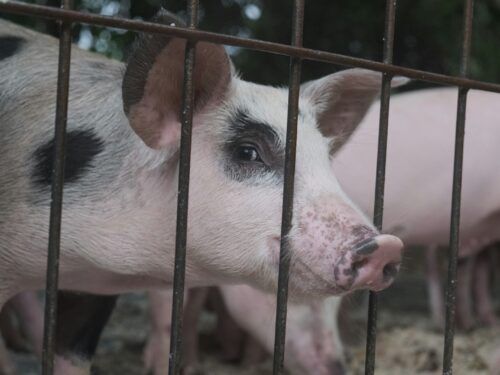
(0, 0), (493, 374)
(0, 1), (499, 93)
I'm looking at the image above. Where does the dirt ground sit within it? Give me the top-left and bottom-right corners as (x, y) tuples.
(8, 251), (500, 375)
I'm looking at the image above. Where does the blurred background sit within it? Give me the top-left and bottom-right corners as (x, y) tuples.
(1, 0), (500, 88)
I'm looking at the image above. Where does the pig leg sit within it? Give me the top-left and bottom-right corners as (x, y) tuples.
(474, 248), (497, 326)
(425, 246), (445, 329)
(456, 257), (475, 331)
(145, 289), (204, 375)
(209, 288), (245, 363)
(182, 288), (209, 369)
(7, 292), (44, 357)
(1, 300), (29, 352)
(241, 336), (267, 366)
(0, 336), (16, 375)
(54, 292), (117, 375)
(144, 290), (173, 375)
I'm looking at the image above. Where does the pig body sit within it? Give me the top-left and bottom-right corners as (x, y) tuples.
(218, 285), (346, 375)
(334, 87), (500, 253)
(334, 87), (500, 327)
(0, 13), (403, 373)
(146, 287), (345, 375)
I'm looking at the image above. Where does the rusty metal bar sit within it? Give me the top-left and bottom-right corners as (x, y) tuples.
(0, 1), (499, 93)
(272, 0), (304, 374)
(442, 1), (474, 374)
(41, 1), (73, 374)
(167, 1), (198, 374)
(365, 1), (398, 374)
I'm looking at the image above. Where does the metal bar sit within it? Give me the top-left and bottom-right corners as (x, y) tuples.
(365, 1), (397, 374)
(41, 1), (73, 374)
(272, 0), (304, 374)
(1, 1), (499, 93)
(442, 1), (474, 374)
(167, 1), (198, 374)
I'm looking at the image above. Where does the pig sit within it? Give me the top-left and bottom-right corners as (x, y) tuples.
(145, 287), (345, 375)
(143, 289), (208, 375)
(142, 86), (500, 374)
(425, 241), (498, 330)
(0, 9), (404, 373)
(332, 86), (500, 329)
(0, 293), (44, 357)
(471, 244), (498, 326)
(0, 292), (44, 375)
(0, 337), (15, 375)
(218, 285), (346, 375)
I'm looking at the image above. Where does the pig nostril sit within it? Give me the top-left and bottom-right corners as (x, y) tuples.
(353, 238), (378, 255)
(383, 263), (399, 282)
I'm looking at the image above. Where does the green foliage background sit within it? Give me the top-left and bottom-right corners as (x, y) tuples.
(2, 0), (499, 87)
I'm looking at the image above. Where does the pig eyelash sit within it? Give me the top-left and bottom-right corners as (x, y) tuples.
(222, 110), (285, 183)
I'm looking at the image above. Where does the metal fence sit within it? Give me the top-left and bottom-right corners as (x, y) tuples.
(1, 0), (500, 374)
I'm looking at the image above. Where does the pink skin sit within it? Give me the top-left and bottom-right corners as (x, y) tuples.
(333, 87), (500, 328)
(0, 292), (44, 375)
(473, 245), (497, 326)
(143, 290), (174, 375)
(426, 245), (497, 330)
(144, 289), (208, 374)
(4, 292), (43, 357)
(218, 285), (346, 375)
(146, 287), (346, 375)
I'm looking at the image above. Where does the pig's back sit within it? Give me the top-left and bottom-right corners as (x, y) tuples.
(334, 87), (500, 246)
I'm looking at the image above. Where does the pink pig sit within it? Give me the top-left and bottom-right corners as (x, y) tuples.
(333, 87), (500, 328)
(145, 288), (345, 375)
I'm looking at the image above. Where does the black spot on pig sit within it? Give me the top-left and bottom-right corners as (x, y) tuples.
(0, 36), (25, 61)
(32, 130), (104, 186)
(56, 292), (117, 361)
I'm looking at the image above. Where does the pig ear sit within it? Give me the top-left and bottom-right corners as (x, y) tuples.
(122, 9), (231, 149)
(301, 68), (409, 153)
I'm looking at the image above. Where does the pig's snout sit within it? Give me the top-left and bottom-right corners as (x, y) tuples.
(336, 234), (403, 292)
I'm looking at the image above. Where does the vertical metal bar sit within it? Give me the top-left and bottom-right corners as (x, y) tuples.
(272, 1), (304, 374)
(442, 1), (474, 374)
(41, 1), (73, 374)
(364, 1), (397, 374)
(168, 1), (198, 374)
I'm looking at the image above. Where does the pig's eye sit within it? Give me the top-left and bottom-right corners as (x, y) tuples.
(236, 144), (263, 163)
